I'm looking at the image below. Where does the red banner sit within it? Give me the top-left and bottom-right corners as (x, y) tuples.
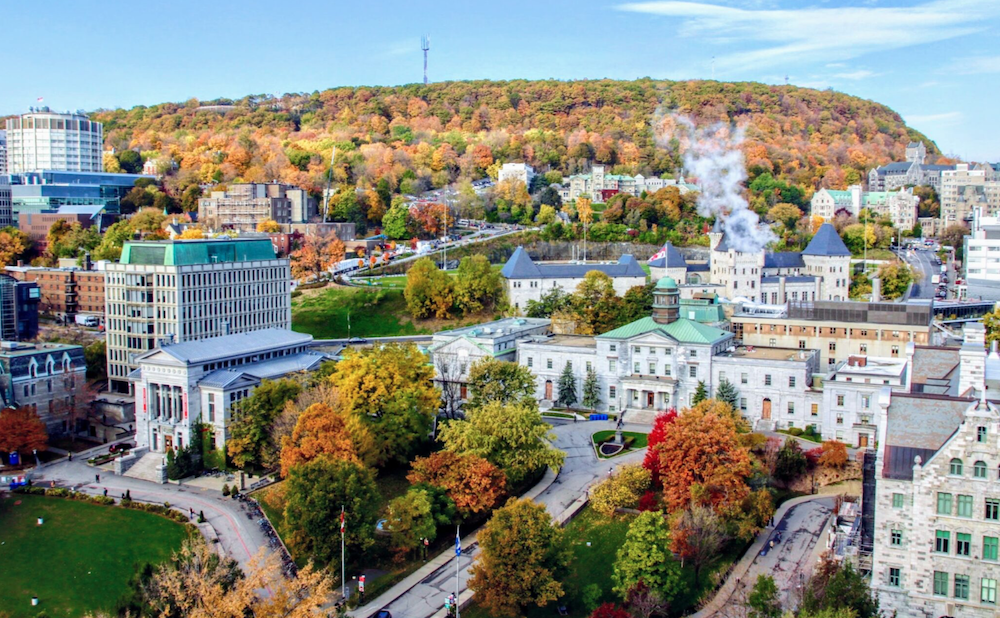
(182, 391), (188, 419)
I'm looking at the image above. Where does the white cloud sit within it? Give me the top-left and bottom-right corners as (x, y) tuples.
(906, 111), (963, 123)
(831, 69), (879, 80)
(615, 0), (996, 70)
(948, 56), (1000, 74)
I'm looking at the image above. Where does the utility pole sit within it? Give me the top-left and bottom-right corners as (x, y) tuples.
(340, 506), (346, 601)
(421, 36), (430, 86)
(323, 146), (336, 223)
(455, 525), (461, 618)
(442, 203), (448, 271)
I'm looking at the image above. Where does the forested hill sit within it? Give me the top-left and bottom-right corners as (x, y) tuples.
(93, 79), (939, 199)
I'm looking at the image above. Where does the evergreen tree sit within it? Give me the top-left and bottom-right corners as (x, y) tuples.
(715, 378), (740, 412)
(557, 362), (578, 408)
(692, 381), (708, 405)
(582, 366), (600, 411)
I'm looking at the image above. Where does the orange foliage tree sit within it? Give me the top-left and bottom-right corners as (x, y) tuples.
(407, 451), (507, 515)
(653, 400), (752, 513)
(279, 403), (359, 477)
(0, 407), (48, 457)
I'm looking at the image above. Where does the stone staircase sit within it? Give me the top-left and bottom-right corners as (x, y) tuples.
(123, 452), (166, 483)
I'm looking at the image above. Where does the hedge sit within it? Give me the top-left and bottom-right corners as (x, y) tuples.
(14, 486), (193, 526)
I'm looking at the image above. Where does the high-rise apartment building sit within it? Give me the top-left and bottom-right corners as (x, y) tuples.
(4, 108), (104, 174)
(0, 174), (11, 228)
(0, 129), (7, 174)
(198, 182), (316, 232)
(103, 238), (291, 392)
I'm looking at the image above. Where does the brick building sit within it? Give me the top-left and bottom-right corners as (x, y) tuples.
(5, 265), (105, 319)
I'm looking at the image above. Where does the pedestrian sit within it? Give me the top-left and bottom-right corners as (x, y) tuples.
(68, 452), (72, 461)
(103, 488), (108, 497)
(189, 507), (194, 518)
(608, 467), (613, 477)
(49, 480), (55, 488)
(95, 473), (100, 483)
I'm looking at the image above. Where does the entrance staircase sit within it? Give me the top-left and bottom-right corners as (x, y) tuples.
(124, 452), (166, 483)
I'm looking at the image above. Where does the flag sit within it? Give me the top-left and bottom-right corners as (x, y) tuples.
(455, 529), (461, 556)
(340, 510), (345, 535)
(649, 243), (669, 262)
(36, 97), (43, 102)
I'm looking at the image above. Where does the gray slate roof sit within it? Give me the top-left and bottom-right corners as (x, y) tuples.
(648, 242), (687, 268)
(501, 247), (645, 279)
(198, 352), (327, 388)
(802, 223), (851, 257)
(764, 252), (805, 269)
(875, 162), (913, 174)
(153, 329), (313, 364)
(761, 275), (817, 284)
(882, 393), (973, 480)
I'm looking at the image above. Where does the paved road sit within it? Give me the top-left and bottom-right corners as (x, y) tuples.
(712, 497), (835, 617)
(311, 335), (434, 346)
(32, 459), (270, 569)
(369, 419), (646, 618)
(900, 246), (939, 299)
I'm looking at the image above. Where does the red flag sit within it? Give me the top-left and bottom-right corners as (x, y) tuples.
(340, 511), (345, 534)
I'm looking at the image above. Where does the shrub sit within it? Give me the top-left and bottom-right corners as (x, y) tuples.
(788, 427), (804, 436)
(222, 483), (230, 496)
(637, 490), (659, 512)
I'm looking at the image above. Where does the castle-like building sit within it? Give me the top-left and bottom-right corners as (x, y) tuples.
(557, 165), (699, 203)
(868, 141), (955, 192)
(649, 221), (852, 303)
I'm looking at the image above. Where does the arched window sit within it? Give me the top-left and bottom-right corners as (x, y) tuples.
(950, 458), (964, 476)
(974, 461), (988, 479)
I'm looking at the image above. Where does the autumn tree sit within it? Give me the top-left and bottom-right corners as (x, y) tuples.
(875, 261), (914, 300)
(256, 219), (282, 233)
(612, 511), (682, 602)
(178, 227), (205, 239)
(279, 402), (358, 477)
(453, 254), (503, 315)
(466, 357), (537, 409)
(0, 227), (30, 267)
(408, 451), (507, 515)
(283, 457), (380, 562)
(557, 361), (578, 407)
(0, 407), (48, 458)
(328, 343), (439, 466)
(137, 537), (334, 618)
(643, 409), (677, 486)
(670, 504), (729, 582)
(226, 379), (302, 470)
(404, 256), (454, 318)
(589, 463), (652, 517)
(131, 207), (168, 234)
(573, 271), (621, 335)
(469, 498), (571, 617)
(767, 203), (803, 229)
(818, 440), (849, 468)
(276, 382), (377, 467)
(654, 400), (752, 513)
(536, 204), (557, 225)
(438, 400), (564, 485)
(291, 234), (344, 281)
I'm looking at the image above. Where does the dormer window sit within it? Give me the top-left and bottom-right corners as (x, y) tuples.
(978, 426), (988, 443)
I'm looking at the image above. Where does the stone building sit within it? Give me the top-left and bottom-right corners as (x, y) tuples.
(0, 341), (87, 434)
(559, 164), (699, 202)
(198, 182), (316, 232)
(810, 185), (919, 231)
(868, 142), (955, 192)
(500, 247), (647, 311)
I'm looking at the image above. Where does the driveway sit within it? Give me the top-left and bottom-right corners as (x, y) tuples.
(364, 419), (646, 618)
(32, 459), (270, 570)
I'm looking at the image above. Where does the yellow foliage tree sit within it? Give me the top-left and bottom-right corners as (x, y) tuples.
(256, 218), (282, 233)
(280, 402), (359, 477)
(178, 227), (205, 239)
(589, 463), (652, 517)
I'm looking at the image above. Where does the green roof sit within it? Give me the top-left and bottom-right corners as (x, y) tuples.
(120, 239), (278, 266)
(597, 317), (730, 344)
(655, 276), (678, 289)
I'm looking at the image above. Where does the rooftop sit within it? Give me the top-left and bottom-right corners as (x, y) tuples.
(0, 341), (82, 356)
(501, 247), (646, 279)
(434, 317), (550, 340)
(198, 351), (328, 388)
(831, 356), (907, 379)
(717, 346), (815, 362)
(120, 238), (279, 266)
(597, 316), (731, 345)
(146, 328), (312, 364)
(882, 394), (975, 480)
(802, 223), (851, 257)
(527, 334), (597, 349)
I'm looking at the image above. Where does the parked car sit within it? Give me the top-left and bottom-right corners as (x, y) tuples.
(375, 611), (392, 618)
(347, 337), (368, 344)
(109, 442), (134, 454)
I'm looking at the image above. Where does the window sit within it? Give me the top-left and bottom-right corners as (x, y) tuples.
(888, 568), (900, 587)
(739, 397), (747, 411)
(765, 374), (772, 386)
(860, 343), (867, 354)
(829, 342), (836, 352)
(935, 530), (950, 553)
(984, 536), (999, 561)
(982, 578), (997, 604)
(837, 395), (845, 406)
(862, 395), (870, 409)
(586, 361), (592, 372)
(955, 575), (970, 600)
(958, 494), (973, 517)
(787, 402), (795, 415)
(934, 571), (949, 596)
(769, 338), (777, 346)
(891, 345), (899, 357)
(634, 362), (641, 373)
(799, 340), (806, 349)
(689, 349), (698, 358)
(527, 357), (533, 368)
(648, 363), (656, 375)
(891, 529), (902, 546)
(608, 359), (616, 372)
(836, 413), (844, 425)
(937, 492), (953, 515)
(609, 345), (616, 353)
(609, 386), (616, 400)
(975, 461), (988, 478)
(689, 366), (697, 378)
(957, 533), (971, 556)
(789, 376), (796, 388)
(986, 498), (1000, 520)
(546, 358), (553, 369)
(207, 393), (215, 423)
(978, 426), (988, 442)
(950, 458), (964, 476)
(811, 403), (819, 417)
(741, 373), (748, 385)
(893, 493), (904, 508)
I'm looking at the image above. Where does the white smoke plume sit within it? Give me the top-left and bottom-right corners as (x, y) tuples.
(653, 112), (775, 253)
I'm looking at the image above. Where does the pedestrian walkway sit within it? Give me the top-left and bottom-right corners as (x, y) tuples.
(124, 452), (164, 482)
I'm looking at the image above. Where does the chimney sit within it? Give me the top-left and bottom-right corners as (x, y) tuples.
(959, 322), (987, 398)
(871, 277), (881, 302)
(848, 355), (867, 367)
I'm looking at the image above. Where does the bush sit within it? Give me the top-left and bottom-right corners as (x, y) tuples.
(222, 483), (230, 496)
(788, 427), (804, 436)
(291, 289), (303, 299)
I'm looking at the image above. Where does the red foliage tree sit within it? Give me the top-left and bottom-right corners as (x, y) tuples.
(0, 407), (48, 457)
(408, 451), (507, 515)
(643, 408), (677, 486)
(590, 603), (630, 618)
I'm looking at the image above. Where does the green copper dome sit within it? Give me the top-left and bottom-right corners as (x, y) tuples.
(655, 276), (678, 290)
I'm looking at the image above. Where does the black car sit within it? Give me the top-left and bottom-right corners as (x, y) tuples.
(348, 337), (368, 344)
(109, 442), (134, 454)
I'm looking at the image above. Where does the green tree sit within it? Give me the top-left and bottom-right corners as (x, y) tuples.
(774, 438), (808, 483)
(438, 400), (565, 485)
(84, 340), (107, 381)
(557, 361), (578, 408)
(466, 357), (537, 409)
(617, 283), (655, 326)
(454, 254), (503, 315)
(226, 379), (302, 469)
(117, 150), (143, 174)
(746, 574), (782, 618)
(383, 200), (410, 240)
(940, 224), (968, 258)
(573, 271), (621, 335)
(536, 204), (557, 225)
(612, 511), (682, 602)
(404, 257), (454, 319)
(180, 184), (203, 212)
(875, 261), (914, 300)
(582, 366), (600, 411)
(92, 220), (135, 261)
(692, 381), (708, 405)
(131, 207), (168, 233)
(715, 378), (740, 412)
(800, 558), (879, 618)
(385, 488), (439, 557)
(468, 498), (571, 617)
(525, 287), (574, 318)
(283, 457), (380, 563)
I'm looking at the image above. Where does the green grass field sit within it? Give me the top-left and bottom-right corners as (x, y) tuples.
(292, 286), (427, 339)
(592, 430), (649, 458)
(0, 493), (188, 618)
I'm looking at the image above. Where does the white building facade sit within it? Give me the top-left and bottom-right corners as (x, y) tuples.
(501, 247), (647, 310)
(4, 109), (104, 174)
(498, 163), (535, 187)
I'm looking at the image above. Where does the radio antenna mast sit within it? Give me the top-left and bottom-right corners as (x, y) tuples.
(421, 36), (430, 85)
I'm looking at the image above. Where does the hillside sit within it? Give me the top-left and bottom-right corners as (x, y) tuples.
(93, 78), (939, 217)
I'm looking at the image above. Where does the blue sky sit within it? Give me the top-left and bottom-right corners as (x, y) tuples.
(2, 0), (997, 160)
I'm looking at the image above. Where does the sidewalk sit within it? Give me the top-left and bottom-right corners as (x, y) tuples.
(690, 494), (833, 618)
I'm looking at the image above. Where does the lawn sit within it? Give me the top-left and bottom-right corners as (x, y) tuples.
(0, 493), (188, 618)
(592, 430), (649, 458)
(292, 286), (426, 339)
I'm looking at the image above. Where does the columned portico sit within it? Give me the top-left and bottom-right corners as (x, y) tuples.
(619, 377), (677, 422)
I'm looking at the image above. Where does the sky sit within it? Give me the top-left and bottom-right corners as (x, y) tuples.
(2, 0), (998, 161)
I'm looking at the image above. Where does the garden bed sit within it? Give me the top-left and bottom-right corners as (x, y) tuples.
(591, 431), (649, 459)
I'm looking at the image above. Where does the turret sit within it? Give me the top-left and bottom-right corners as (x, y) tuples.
(652, 277), (680, 324)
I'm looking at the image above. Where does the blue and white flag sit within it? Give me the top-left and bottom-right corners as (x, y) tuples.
(455, 529), (461, 556)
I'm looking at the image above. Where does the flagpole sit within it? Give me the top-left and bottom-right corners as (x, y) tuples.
(455, 524), (461, 618)
(341, 505), (346, 601)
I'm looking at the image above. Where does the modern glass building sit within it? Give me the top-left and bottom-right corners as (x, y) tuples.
(6, 170), (153, 221)
(4, 108), (103, 174)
